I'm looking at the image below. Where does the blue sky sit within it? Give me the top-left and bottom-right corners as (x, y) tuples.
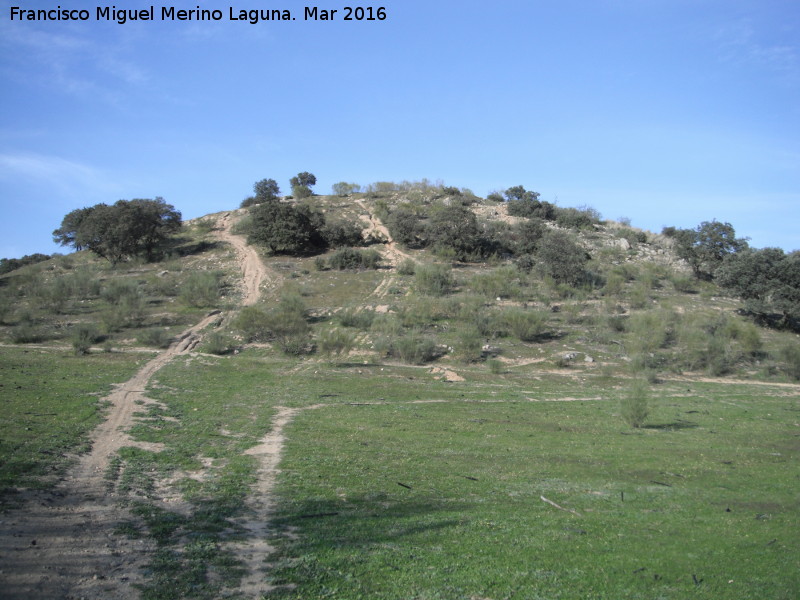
(1, 0), (798, 258)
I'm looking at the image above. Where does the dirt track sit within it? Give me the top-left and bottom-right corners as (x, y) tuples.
(0, 212), (275, 599)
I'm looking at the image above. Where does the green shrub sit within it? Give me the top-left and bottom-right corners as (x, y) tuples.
(370, 313), (403, 337)
(234, 306), (273, 342)
(620, 378), (650, 428)
(457, 326), (483, 363)
(501, 309), (548, 342)
(337, 307), (376, 329)
(231, 214), (254, 237)
(473, 310), (509, 339)
(194, 218), (216, 234)
(248, 201), (326, 255)
(387, 209), (424, 248)
(628, 282), (650, 309)
(603, 272), (626, 297)
(203, 331), (235, 355)
(537, 230), (588, 286)
(627, 310), (674, 355)
(487, 358), (504, 374)
(328, 248), (381, 270)
(99, 288), (146, 331)
(414, 263), (454, 296)
(322, 220), (365, 248)
(314, 256), (327, 271)
(137, 327), (173, 349)
(11, 322), (45, 344)
(554, 206), (598, 230)
(670, 274), (696, 293)
(70, 268), (102, 298)
(279, 333), (313, 355)
(468, 267), (520, 299)
(318, 328), (356, 357)
(426, 204), (484, 260)
(399, 297), (452, 328)
(607, 315), (627, 333)
(397, 259), (416, 276)
(780, 343), (800, 380)
(332, 182), (361, 196)
(393, 332), (439, 364)
(180, 271), (224, 308)
(71, 323), (101, 355)
(234, 291), (310, 352)
(102, 279), (141, 305)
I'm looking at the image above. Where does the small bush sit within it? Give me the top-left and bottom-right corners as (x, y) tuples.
(278, 334), (311, 355)
(620, 378), (650, 428)
(415, 263), (455, 296)
(332, 182), (361, 196)
(194, 218), (216, 234)
(603, 272), (626, 297)
(780, 343), (800, 380)
(180, 271), (224, 308)
(670, 274), (696, 293)
(538, 230), (588, 286)
(322, 220), (365, 248)
(203, 331), (236, 355)
(234, 306), (273, 342)
(11, 322), (45, 344)
(457, 327), (483, 363)
(501, 309), (548, 342)
(473, 310), (509, 339)
(318, 328), (356, 357)
(554, 205), (601, 230)
(468, 267), (520, 299)
(393, 332), (439, 364)
(71, 324), (101, 355)
(628, 282), (650, 309)
(487, 358), (504, 374)
(397, 259), (416, 276)
(102, 279), (141, 305)
(370, 313), (403, 337)
(137, 327), (173, 349)
(337, 307), (376, 329)
(328, 248), (381, 271)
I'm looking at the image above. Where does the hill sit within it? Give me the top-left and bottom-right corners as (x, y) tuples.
(2, 184), (796, 382)
(0, 184), (798, 599)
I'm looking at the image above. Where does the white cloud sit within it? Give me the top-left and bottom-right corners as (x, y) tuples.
(0, 19), (150, 104)
(0, 152), (122, 197)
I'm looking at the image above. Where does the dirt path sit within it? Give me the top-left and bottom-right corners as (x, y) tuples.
(356, 199), (414, 268)
(214, 210), (276, 306)
(0, 212), (270, 599)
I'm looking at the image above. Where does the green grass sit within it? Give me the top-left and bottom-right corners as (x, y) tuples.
(0, 347), (151, 503)
(3, 197), (800, 598)
(264, 379), (799, 599)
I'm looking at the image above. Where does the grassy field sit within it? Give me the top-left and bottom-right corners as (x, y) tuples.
(266, 375), (799, 599)
(87, 350), (799, 599)
(0, 346), (152, 503)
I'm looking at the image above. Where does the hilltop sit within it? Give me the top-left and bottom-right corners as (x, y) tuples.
(2, 180), (797, 383)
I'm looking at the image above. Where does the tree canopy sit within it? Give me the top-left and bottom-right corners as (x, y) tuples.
(53, 198), (181, 264)
(716, 248), (800, 330)
(290, 172), (317, 199)
(247, 201), (326, 254)
(666, 220), (749, 280)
